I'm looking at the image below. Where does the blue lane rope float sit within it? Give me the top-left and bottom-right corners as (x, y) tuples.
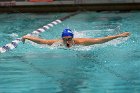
(0, 11), (81, 53)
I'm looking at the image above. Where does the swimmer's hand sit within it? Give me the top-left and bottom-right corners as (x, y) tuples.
(117, 32), (130, 37)
(22, 36), (27, 44)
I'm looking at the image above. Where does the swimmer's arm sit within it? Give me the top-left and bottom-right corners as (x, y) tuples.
(22, 36), (59, 45)
(76, 32), (130, 45)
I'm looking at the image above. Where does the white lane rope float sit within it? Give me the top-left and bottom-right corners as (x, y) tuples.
(0, 11), (81, 53)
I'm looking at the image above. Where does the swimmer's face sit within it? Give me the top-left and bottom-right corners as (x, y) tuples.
(62, 36), (73, 48)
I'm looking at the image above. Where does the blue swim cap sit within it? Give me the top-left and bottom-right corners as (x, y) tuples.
(62, 29), (74, 38)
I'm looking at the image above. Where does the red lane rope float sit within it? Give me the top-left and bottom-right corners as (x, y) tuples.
(29, 0), (53, 2)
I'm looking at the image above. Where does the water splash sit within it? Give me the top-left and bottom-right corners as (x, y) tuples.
(9, 33), (18, 38)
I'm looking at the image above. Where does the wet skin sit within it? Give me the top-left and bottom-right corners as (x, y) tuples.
(62, 36), (74, 48)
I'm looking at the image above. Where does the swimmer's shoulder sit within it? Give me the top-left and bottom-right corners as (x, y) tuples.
(73, 38), (87, 44)
(74, 38), (96, 45)
(47, 39), (62, 45)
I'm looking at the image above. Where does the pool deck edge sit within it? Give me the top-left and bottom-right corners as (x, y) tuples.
(1, 3), (140, 13)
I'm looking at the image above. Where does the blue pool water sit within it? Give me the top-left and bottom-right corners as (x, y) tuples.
(0, 11), (140, 93)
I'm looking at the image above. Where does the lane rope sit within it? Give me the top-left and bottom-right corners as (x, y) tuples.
(0, 11), (81, 53)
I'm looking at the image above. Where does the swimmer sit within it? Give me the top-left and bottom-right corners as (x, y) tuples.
(22, 29), (130, 48)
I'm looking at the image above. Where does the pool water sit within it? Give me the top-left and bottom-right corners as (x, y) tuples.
(0, 11), (140, 93)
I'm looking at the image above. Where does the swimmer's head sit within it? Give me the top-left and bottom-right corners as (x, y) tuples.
(62, 29), (74, 48)
(61, 29), (74, 38)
